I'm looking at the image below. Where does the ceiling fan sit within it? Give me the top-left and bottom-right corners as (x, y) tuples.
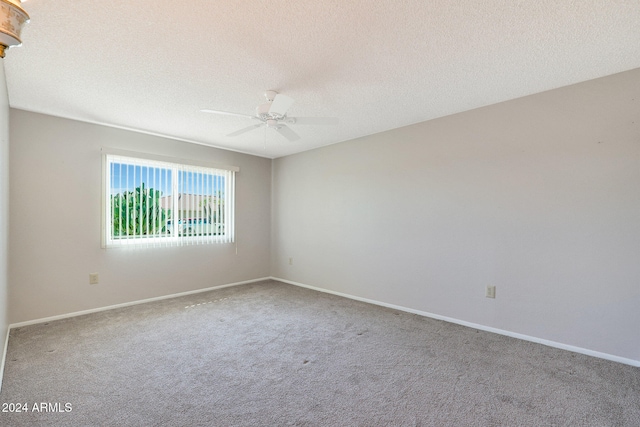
(201, 90), (339, 142)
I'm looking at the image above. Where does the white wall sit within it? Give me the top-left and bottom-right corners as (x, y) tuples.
(9, 110), (271, 323)
(272, 69), (640, 363)
(0, 62), (9, 383)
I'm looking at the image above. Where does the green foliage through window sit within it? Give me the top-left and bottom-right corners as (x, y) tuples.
(111, 183), (167, 238)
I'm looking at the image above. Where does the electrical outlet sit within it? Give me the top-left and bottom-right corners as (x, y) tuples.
(486, 285), (496, 299)
(288, 257), (294, 265)
(89, 273), (99, 285)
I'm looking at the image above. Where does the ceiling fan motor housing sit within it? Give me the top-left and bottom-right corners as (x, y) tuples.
(256, 101), (285, 122)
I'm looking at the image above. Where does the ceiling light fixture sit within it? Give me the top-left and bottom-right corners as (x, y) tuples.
(0, 0), (29, 58)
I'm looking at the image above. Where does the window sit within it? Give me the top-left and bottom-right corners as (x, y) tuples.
(103, 151), (236, 247)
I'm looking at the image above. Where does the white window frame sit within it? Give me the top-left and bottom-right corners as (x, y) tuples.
(102, 149), (238, 248)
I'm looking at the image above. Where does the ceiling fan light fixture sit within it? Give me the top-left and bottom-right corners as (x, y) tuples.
(0, 0), (29, 58)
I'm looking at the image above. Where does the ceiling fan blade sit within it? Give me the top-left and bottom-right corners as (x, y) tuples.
(200, 109), (256, 119)
(275, 125), (301, 142)
(227, 123), (263, 137)
(269, 94), (295, 115)
(288, 117), (339, 126)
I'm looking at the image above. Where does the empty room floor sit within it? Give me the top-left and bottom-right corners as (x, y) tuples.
(1, 280), (638, 426)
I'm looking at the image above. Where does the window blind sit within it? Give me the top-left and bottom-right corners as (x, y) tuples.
(103, 153), (235, 248)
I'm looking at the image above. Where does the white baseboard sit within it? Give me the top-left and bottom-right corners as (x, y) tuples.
(0, 326), (9, 393)
(271, 277), (640, 368)
(9, 277), (271, 329)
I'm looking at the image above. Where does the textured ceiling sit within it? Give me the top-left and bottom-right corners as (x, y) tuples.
(4, 1), (640, 158)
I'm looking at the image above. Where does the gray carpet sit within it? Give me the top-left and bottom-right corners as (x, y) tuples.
(0, 280), (638, 426)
